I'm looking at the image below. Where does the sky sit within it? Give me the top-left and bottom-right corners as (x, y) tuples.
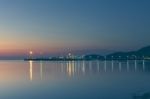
(0, 0), (150, 58)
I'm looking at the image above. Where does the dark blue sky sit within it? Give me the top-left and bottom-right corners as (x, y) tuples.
(0, 0), (150, 57)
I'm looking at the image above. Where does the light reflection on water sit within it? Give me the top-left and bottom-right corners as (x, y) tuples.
(28, 60), (149, 80)
(29, 61), (33, 81)
(0, 60), (150, 99)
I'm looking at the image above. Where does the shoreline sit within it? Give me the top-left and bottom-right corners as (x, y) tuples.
(24, 58), (149, 61)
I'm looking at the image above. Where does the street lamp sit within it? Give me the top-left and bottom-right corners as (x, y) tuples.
(29, 51), (33, 55)
(29, 51), (33, 59)
(132, 55), (136, 60)
(119, 56), (121, 60)
(111, 56), (113, 60)
(143, 56), (145, 60)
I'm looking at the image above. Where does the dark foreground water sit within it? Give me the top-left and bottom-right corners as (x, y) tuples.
(0, 60), (150, 99)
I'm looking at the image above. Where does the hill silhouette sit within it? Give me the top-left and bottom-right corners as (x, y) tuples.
(106, 45), (150, 60)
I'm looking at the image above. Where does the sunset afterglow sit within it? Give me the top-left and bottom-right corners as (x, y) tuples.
(0, 0), (150, 59)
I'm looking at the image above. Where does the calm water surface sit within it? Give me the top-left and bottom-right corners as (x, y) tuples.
(0, 60), (150, 99)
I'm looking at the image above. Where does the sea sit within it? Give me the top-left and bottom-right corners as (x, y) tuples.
(0, 60), (150, 99)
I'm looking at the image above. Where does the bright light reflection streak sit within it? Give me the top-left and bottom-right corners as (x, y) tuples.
(97, 61), (100, 72)
(135, 60), (137, 72)
(67, 61), (75, 77)
(119, 62), (121, 72)
(127, 60), (129, 72)
(104, 60), (106, 72)
(143, 60), (145, 71)
(111, 60), (114, 72)
(82, 61), (85, 74)
(40, 61), (43, 80)
(29, 61), (33, 81)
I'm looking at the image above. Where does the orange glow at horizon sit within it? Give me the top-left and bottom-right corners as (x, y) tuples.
(0, 35), (68, 56)
(0, 45), (65, 56)
(0, 34), (95, 56)
(0, 30), (95, 56)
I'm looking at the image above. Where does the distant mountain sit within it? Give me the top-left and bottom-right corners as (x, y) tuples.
(106, 45), (150, 60)
(136, 46), (150, 56)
